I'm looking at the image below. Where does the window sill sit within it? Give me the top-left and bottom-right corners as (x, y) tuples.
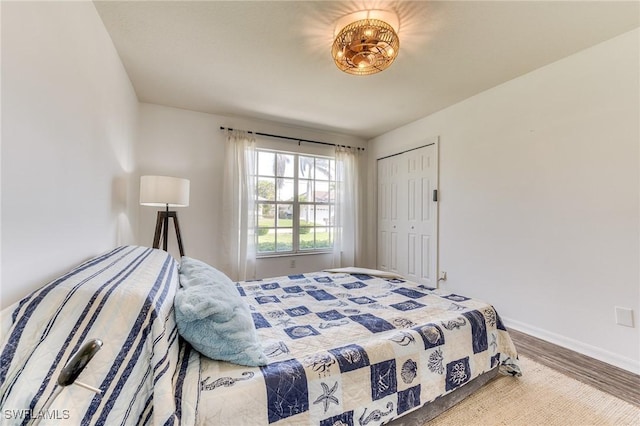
(256, 251), (333, 259)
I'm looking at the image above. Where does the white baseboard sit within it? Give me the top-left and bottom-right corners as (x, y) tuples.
(502, 317), (640, 375)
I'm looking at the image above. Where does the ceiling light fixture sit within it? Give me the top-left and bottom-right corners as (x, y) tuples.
(332, 10), (400, 76)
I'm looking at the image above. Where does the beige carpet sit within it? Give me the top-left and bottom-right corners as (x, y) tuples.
(425, 356), (640, 426)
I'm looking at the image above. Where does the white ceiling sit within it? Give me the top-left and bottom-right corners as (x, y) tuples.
(94, 1), (639, 139)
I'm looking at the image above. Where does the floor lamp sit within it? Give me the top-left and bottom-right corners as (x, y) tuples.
(140, 175), (190, 257)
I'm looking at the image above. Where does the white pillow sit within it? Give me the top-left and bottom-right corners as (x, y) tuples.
(322, 267), (405, 280)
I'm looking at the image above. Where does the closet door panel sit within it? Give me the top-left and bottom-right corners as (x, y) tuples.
(377, 144), (437, 284)
(421, 235), (431, 282)
(419, 147), (437, 285)
(390, 231), (399, 273)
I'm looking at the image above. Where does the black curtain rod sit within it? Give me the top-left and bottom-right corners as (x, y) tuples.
(219, 126), (365, 151)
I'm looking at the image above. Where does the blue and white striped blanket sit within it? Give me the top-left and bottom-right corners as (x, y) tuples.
(0, 246), (197, 425)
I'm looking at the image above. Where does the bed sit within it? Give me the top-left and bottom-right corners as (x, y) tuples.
(0, 246), (520, 425)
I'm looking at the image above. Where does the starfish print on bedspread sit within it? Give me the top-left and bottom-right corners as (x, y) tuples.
(313, 381), (339, 412)
(276, 318), (296, 327)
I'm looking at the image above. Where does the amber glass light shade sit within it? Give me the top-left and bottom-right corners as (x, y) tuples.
(332, 18), (400, 76)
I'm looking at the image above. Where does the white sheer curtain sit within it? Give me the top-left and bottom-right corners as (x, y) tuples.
(222, 130), (256, 281)
(332, 146), (363, 268)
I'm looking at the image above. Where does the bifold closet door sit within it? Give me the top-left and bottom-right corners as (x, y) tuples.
(377, 145), (438, 286)
(377, 153), (402, 273)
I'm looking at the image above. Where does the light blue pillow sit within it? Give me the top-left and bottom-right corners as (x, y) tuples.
(175, 257), (267, 367)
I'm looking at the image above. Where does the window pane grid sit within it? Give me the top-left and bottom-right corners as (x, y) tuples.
(255, 149), (336, 256)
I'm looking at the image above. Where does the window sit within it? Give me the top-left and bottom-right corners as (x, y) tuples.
(254, 149), (336, 255)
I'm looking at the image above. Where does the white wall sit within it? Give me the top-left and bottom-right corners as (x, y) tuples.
(367, 29), (640, 373)
(3, 1), (636, 374)
(1, 2), (139, 309)
(136, 103), (366, 279)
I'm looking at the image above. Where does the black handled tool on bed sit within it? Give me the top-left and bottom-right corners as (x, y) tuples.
(57, 338), (103, 393)
(33, 339), (103, 426)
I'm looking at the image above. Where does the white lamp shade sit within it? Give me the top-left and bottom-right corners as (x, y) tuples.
(140, 175), (190, 207)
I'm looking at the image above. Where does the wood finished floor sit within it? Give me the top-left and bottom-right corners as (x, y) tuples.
(508, 328), (640, 407)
